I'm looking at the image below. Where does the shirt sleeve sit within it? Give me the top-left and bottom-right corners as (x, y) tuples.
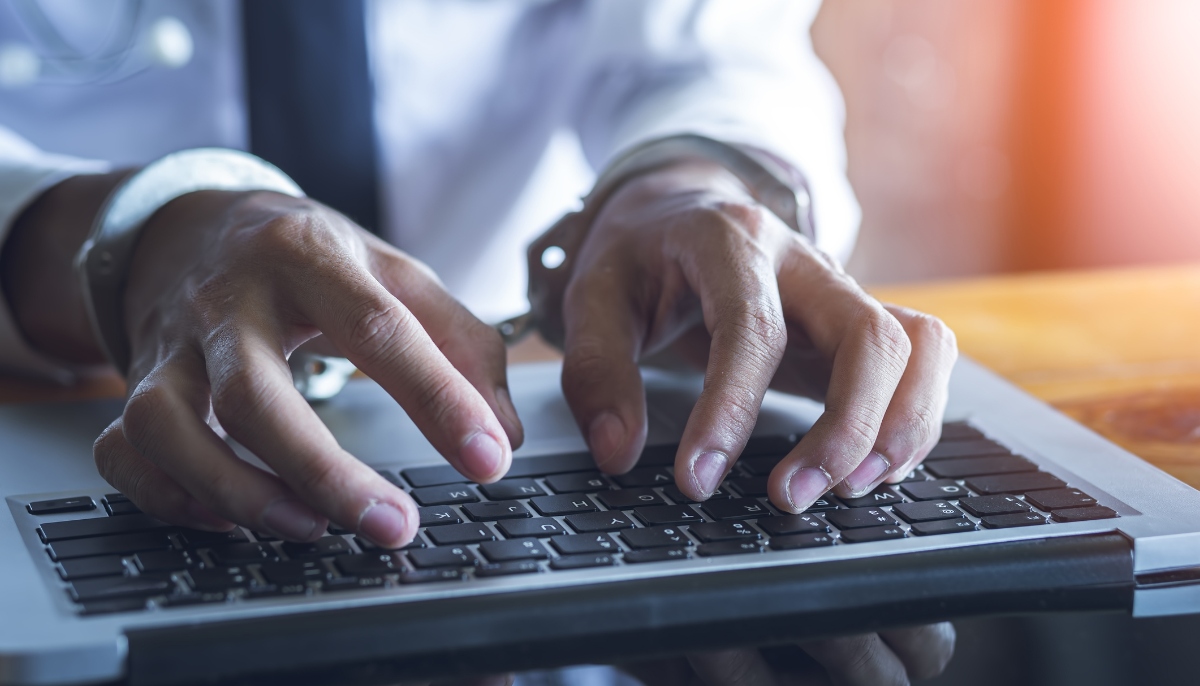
(571, 0), (860, 263)
(0, 125), (110, 383)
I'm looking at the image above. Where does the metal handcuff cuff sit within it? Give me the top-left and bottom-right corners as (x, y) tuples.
(74, 148), (353, 401)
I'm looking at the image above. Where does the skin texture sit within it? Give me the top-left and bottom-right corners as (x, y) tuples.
(1, 160), (958, 684)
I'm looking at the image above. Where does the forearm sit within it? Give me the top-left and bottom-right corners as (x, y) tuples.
(0, 171), (128, 364)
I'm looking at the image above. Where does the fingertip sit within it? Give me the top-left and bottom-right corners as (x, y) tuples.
(588, 411), (629, 473)
(460, 430), (511, 483)
(358, 499), (418, 549)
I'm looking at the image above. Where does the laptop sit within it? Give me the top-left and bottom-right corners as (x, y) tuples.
(3, 357), (1200, 686)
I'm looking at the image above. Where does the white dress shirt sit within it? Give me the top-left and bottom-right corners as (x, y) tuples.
(0, 0), (858, 381)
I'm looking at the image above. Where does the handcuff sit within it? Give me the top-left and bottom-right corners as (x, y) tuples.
(77, 137), (813, 403)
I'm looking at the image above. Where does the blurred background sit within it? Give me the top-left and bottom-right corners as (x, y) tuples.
(812, 0), (1200, 285)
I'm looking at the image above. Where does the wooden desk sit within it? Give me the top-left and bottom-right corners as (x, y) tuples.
(6, 264), (1199, 486)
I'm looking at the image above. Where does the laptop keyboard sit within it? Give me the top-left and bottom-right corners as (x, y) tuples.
(20, 422), (1119, 616)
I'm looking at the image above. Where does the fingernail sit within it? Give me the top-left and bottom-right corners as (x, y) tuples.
(844, 451), (891, 496)
(262, 498), (322, 541)
(185, 499), (234, 531)
(462, 431), (507, 480)
(589, 412), (626, 469)
(787, 467), (833, 512)
(690, 451), (728, 498)
(358, 501), (410, 548)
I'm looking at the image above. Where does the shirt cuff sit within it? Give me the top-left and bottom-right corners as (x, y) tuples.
(0, 141), (110, 383)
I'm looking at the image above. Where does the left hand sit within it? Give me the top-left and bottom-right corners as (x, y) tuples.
(558, 160), (958, 510)
(621, 623), (956, 686)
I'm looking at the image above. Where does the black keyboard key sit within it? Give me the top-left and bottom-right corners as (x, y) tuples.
(475, 560), (541, 577)
(688, 521), (760, 543)
(824, 508), (896, 530)
(726, 477), (769, 498)
(104, 492), (129, 503)
(179, 528), (250, 547)
(900, 480), (972, 501)
(496, 518), (566, 538)
(400, 568), (463, 584)
(79, 598), (148, 615)
(805, 495), (842, 512)
(281, 536), (353, 559)
(322, 575), (384, 592)
(637, 444), (679, 466)
(410, 485), (478, 506)
(259, 560), (331, 586)
(596, 489), (666, 510)
(840, 487), (904, 508)
(160, 592), (228, 608)
(621, 526), (693, 549)
(28, 496), (96, 516)
(135, 550), (195, 573)
(939, 422), (986, 442)
(48, 532), (174, 561)
(550, 533), (618, 555)
(1025, 488), (1099, 511)
(564, 511), (636, 533)
(958, 495), (1029, 517)
(545, 472), (611, 494)
(624, 547), (690, 563)
(187, 566), (255, 592)
(1051, 506), (1118, 522)
(700, 498), (771, 520)
(840, 525), (906, 543)
(911, 519), (978, 536)
(613, 468), (674, 488)
(662, 484), (733, 503)
(697, 540), (762, 557)
(462, 500), (532, 521)
(965, 472), (1066, 495)
(740, 456), (783, 477)
(529, 494), (598, 516)
(418, 506), (463, 527)
(209, 542), (277, 566)
(71, 575), (174, 602)
(981, 513), (1048, 529)
(633, 505), (703, 526)
(426, 523), (495, 546)
(335, 553), (401, 577)
(479, 538), (548, 562)
(742, 435), (801, 457)
(769, 533), (835, 550)
(59, 556), (126, 580)
(478, 478), (547, 500)
(104, 500), (142, 516)
(550, 553), (617, 570)
(757, 514), (829, 537)
(408, 546), (475, 568)
(926, 439), (1010, 460)
(892, 501), (966, 523)
(39, 513), (171, 542)
(403, 452), (595, 488)
(925, 456), (1037, 479)
(355, 534), (425, 551)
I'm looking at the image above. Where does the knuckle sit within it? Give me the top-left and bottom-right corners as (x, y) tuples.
(122, 384), (171, 456)
(907, 311), (958, 355)
(861, 307), (912, 368)
(413, 372), (464, 430)
(344, 297), (411, 359)
(210, 363), (281, 431)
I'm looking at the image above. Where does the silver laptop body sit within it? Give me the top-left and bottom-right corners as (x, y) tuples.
(3, 357), (1200, 686)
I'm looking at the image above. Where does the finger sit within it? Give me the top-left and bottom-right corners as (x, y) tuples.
(673, 232), (788, 501)
(687, 648), (779, 686)
(876, 307), (957, 486)
(93, 417), (233, 531)
(368, 241), (524, 448)
(296, 261), (512, 483)
(204, 324), (420, 548)
(802, 634), (910, 686)
(560, 264), (649, 474)
(120, 350), (332, 541)
(879, 623), (956, 681)
(768, 245), (912, 513)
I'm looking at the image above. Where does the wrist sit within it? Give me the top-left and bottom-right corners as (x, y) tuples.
(1, 171), (131, 364)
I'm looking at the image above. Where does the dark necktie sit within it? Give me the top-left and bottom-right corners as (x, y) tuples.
(241, 0), (380, 233)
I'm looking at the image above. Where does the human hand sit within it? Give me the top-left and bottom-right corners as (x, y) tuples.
(89, 189), (522, 547)
(558, 160), (957, 510)
(622, 623), (955, 686)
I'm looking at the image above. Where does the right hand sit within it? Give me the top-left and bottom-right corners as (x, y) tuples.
(93, 189), (522, 547)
